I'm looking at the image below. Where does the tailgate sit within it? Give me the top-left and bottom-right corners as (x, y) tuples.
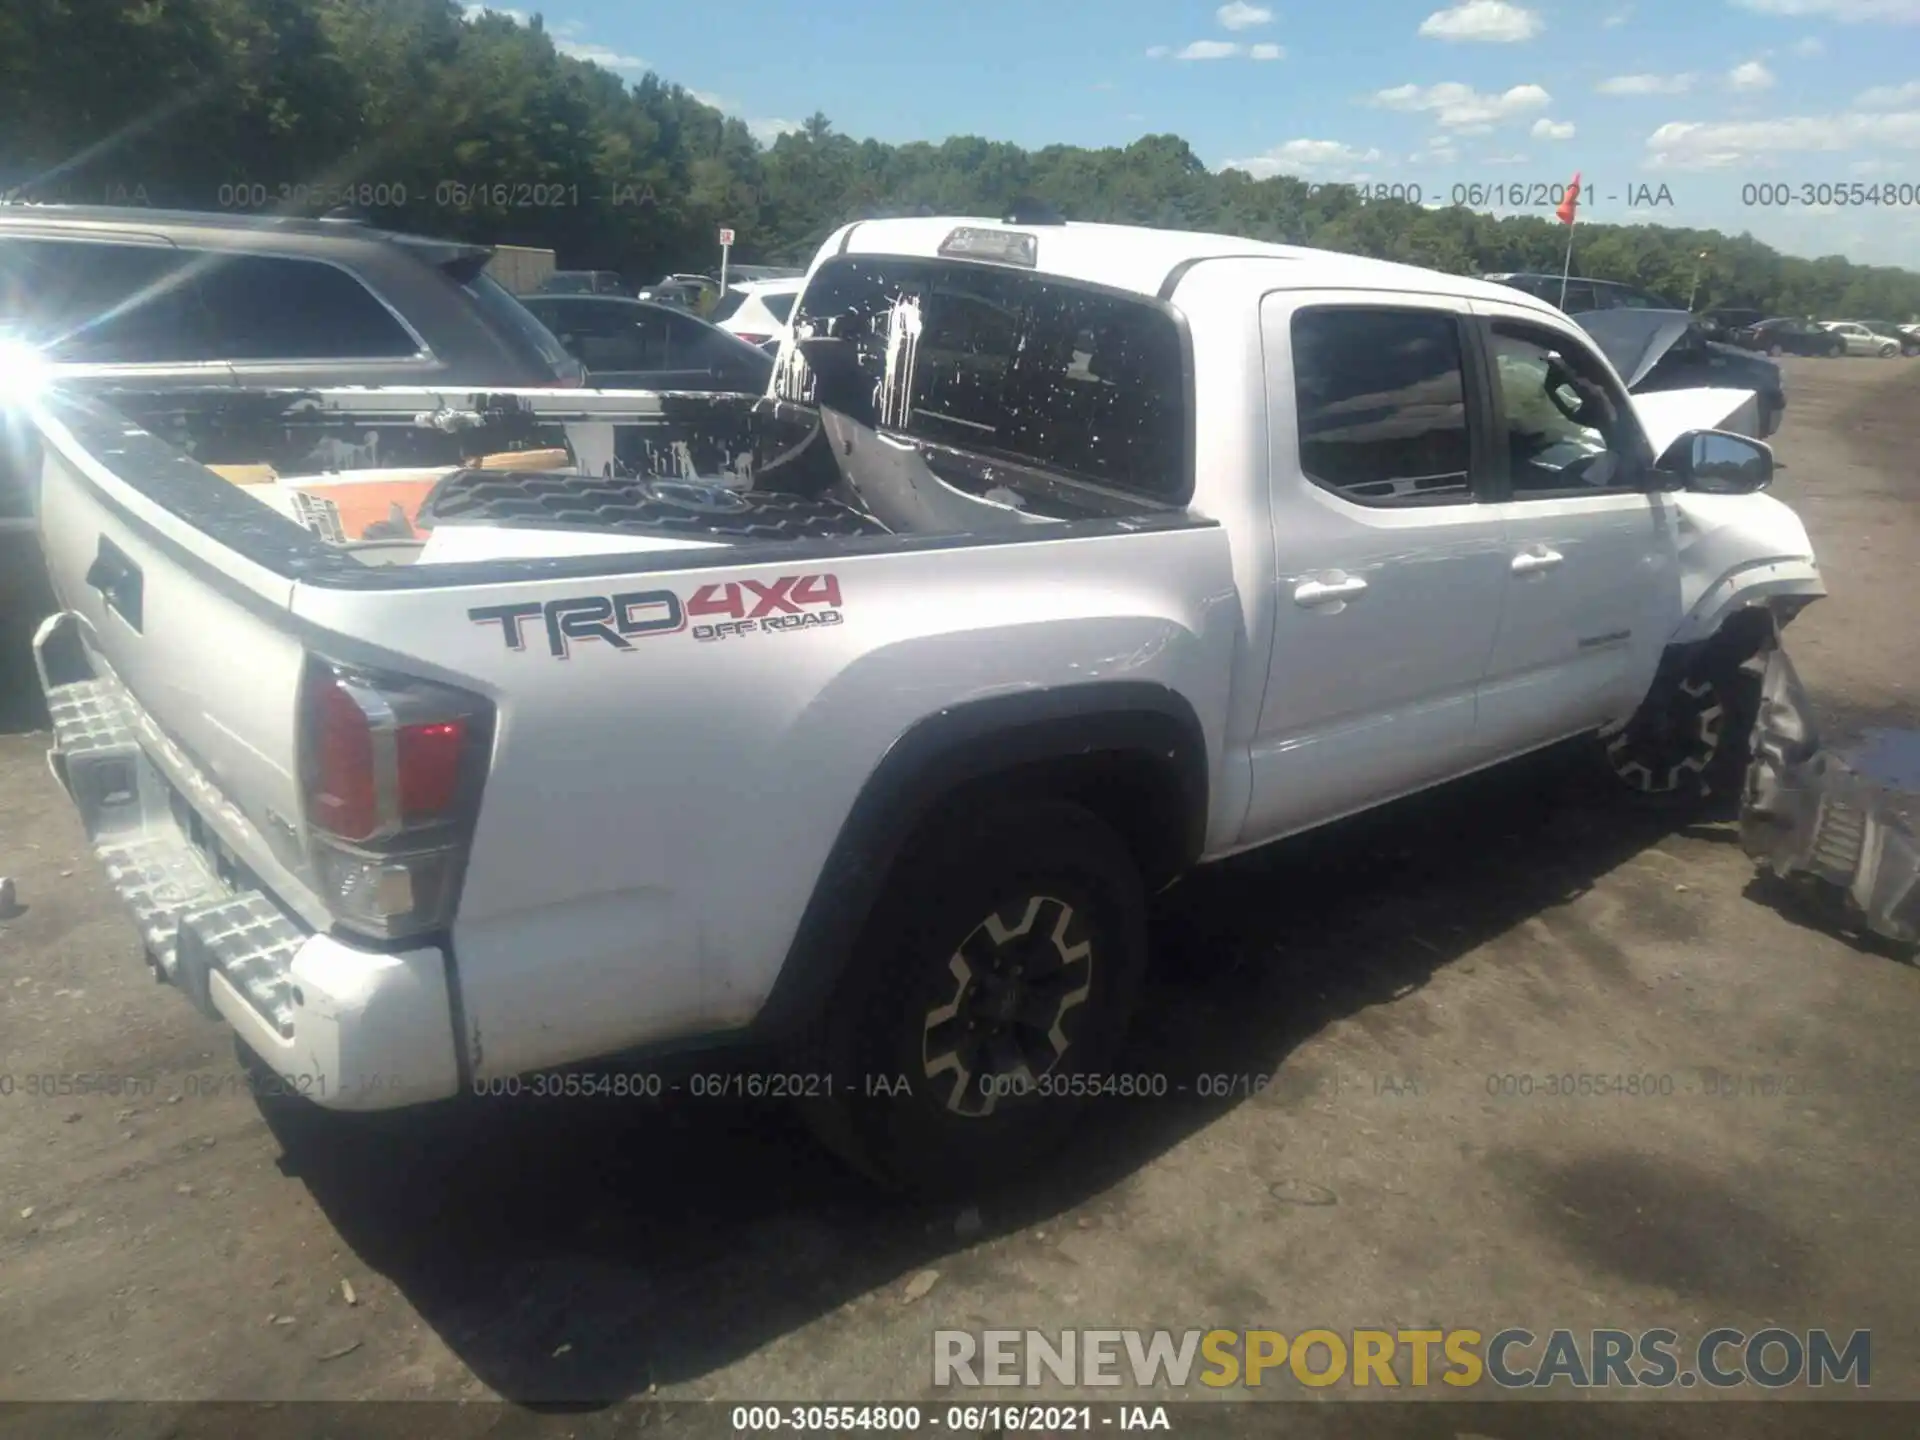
(27, 390), (324, 927)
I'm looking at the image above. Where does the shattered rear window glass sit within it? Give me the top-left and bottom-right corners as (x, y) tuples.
(781, 256), (1188, 500)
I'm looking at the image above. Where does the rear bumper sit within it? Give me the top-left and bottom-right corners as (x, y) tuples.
(34, 613), (461, 1111)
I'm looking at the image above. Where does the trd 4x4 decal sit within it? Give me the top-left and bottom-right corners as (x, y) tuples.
(471, 574), (843, 658)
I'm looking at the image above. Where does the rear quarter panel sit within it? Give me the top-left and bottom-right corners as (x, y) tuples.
(292, 524), (1240, 1079)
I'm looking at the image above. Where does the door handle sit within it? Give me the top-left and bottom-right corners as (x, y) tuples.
(1511, 547), (1564, 576)
(1294, 575), (1368, 607)
(86, 535), (144, 632)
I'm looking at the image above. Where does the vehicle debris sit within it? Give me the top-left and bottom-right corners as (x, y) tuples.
(1741, 643), (1920, 948)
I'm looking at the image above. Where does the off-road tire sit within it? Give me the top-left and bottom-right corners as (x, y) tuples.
(1598, 661), (1759, 814)
(799, 799), (1148, 1195)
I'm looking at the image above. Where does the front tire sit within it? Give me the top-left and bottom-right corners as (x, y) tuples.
(1599, 661), (1756, 812)
(800, 798), (1148, 1195)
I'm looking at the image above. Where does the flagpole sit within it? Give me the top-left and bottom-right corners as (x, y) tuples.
(1558, 219), (1576, 310)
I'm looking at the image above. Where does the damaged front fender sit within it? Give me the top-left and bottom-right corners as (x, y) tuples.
(1668, 489), (1825, 649)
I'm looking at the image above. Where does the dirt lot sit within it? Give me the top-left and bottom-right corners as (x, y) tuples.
(2, 358), (1917, 1429)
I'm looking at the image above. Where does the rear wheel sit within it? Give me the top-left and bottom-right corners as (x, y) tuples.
(799, 798), (1147, 1195)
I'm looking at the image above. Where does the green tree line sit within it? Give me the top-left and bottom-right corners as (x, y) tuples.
(4, 0), (1917, 319)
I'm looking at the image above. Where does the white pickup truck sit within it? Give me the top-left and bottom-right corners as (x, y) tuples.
(10, 215), (1825, 1192)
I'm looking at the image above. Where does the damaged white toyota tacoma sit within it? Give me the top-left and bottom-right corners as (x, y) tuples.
(9, 215), (1825, 1191)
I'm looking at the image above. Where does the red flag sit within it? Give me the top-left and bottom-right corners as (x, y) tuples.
(1555, 172), (1582, 226)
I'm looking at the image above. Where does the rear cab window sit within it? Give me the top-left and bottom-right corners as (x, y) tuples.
(780, 254), (1191, 507)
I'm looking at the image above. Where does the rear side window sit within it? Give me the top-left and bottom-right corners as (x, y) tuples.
(0, 238), (214, 363)
(1289, 307), (1473, 504)
(786, 255), (1189, 501)
(193, 254), (419, 360)
(709, 289), (749, 325)
(761, 291), (796, 323)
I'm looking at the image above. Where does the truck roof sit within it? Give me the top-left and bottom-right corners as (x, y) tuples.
(839, 215), (1560, 315)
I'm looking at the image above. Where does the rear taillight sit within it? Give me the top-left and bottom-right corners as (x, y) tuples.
(300, 659), (494, 940)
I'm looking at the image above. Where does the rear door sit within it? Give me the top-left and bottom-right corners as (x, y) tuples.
(1244, 293), (1512, 840)
(1469, 302), (1682, 756)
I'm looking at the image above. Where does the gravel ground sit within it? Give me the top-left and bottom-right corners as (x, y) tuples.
(0, 356), (1916, 1434)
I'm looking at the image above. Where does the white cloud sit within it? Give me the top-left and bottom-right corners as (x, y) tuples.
(1147, 38), (1280, 58)
(1221, 139), (1396, 181)
(1731, 0), (1920, 17)
(1850, 155), (1907, 171)
(1729, 59), (1777, 90)
(1372, 80), (1551, 128)
(1597, 72), (1697, 94)
(555, 39), (651, 73)
(1418, 0), (1544, 41)
(461, 8), (654, 76)
(1603, 4), (1633, 23)
(689, 89), (729, 109)
(1646, 109), (1920, 167)
(1483, 151), (1530, 163)
(748, 117), (804, 143)
(1792, 34), (1826, 52)
(1226, 138), (1386, 174)
(1216, 1), (1274, 28)
(1532, 117), (1576, 138)
(1856, 79), (1920, 107)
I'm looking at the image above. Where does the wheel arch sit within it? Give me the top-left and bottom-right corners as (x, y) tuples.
(750, 680), (1209, 1045)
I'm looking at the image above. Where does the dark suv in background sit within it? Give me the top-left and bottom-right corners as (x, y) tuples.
(1484, 270), (1785, 439)
(0, 204), (588, 724)
(0, 203), (588, 527)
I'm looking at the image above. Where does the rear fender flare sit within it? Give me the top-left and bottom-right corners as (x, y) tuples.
(750, 681), (1209, 1045)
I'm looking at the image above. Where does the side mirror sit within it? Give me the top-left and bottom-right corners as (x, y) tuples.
(1657, 428), (1774, 495)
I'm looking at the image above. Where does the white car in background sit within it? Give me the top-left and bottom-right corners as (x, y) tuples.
(1820, 321), (1902, 357)
(711, 277), (802, 350)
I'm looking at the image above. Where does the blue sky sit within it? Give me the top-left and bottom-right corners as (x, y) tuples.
(483, 0), (1920, 267)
